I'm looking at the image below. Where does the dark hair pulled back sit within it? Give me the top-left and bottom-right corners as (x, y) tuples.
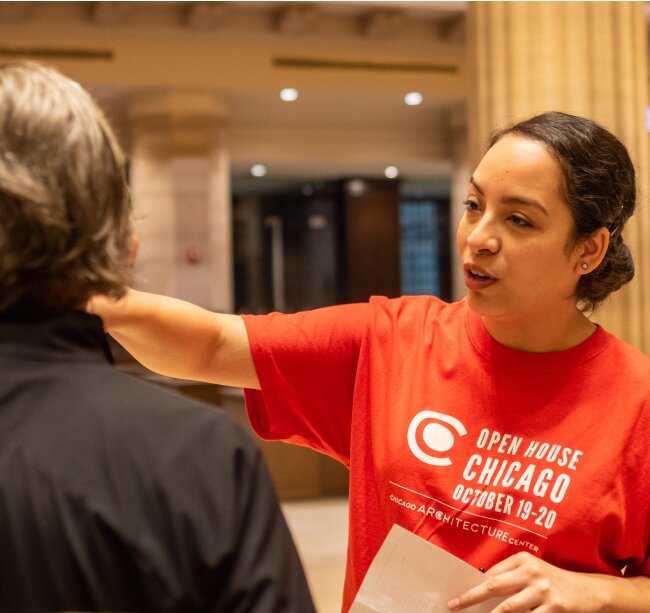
(490, 111), (636, 311)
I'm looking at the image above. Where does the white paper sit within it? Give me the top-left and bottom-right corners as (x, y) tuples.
(350, 524), (504, 613)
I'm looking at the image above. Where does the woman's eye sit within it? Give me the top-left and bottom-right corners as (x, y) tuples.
(463, 199), (480, 212)
(509, 215), (532, 228)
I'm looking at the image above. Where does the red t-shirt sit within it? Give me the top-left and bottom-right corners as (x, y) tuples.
(243, 296), (650, 612)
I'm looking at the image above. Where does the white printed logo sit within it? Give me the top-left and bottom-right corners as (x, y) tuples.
(407, 410), (467, 466)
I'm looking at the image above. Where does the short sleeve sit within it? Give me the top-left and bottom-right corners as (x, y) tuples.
(242, 302), (371, 465)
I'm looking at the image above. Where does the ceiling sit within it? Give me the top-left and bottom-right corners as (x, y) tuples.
(2, 1), (467, 178)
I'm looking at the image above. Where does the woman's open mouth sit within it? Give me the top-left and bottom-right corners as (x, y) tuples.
(463, 266), (498, 290)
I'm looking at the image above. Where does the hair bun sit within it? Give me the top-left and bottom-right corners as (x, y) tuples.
(580, 234), (634, 305)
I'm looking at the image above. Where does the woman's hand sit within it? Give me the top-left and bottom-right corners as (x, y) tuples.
(447, 552), (606, 613)
(86, 292), (130, 330)
(86, 289), (259, 387)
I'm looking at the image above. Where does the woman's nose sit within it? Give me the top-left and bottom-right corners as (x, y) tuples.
(466, 218), (500, 254)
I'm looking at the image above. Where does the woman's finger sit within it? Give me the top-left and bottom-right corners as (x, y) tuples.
(489, 586), (544, 613)
(448, 567), (529, 610)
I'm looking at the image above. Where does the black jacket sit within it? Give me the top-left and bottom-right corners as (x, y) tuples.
(0, 306), (315, 613)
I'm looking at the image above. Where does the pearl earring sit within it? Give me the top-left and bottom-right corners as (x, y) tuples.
(581, 262), (589, 271)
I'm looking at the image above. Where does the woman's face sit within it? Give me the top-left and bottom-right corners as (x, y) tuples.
(456, 134), (582, 319)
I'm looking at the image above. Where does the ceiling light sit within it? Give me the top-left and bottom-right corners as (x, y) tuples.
(280, 88), (299, 102)
(250, 164), (267, 177)
(384, 166), (399, 179)
(404, 91), (423, 106)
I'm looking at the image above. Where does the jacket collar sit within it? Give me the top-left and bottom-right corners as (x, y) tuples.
(0, 302), (113, 364)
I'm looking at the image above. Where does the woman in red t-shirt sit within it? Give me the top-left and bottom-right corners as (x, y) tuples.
(91, 112), (650, 612)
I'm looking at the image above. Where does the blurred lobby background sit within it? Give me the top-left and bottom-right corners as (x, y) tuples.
(2, 2), (649, 610)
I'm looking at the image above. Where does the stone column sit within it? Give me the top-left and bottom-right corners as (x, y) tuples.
(129, 92), (233, 312)
(466, 1), (649, 352)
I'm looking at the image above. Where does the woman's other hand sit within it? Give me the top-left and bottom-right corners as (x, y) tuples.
(448, 552), (608, 613)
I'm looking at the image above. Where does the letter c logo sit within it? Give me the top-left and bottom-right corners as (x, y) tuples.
(407, 410), (467, 466)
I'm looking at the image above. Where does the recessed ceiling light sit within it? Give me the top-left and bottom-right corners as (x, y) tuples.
(250, 164), (267, 177)
(404, 91), (423, 106)
(280, 88), (299, 102)
(384, 166), (399, 179)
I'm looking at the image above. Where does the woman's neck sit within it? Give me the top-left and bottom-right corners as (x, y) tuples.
(480, 304), (596, 353)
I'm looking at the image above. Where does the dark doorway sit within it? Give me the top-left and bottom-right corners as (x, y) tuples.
(233, 180), (343, 314)
(232, 177), (450, 314)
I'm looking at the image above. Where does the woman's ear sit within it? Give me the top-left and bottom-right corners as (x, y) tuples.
(574, 227), (610, 275)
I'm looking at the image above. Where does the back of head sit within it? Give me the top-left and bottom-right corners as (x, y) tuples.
(0, 62), (131, 313)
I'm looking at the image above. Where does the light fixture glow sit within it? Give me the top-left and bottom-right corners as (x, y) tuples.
(346, 179), (366, 197)
(250, 164), (267, 177)
(384, 166), (399, 179)
(280, 88), (299, 102)
(404, 91), (423, 106)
